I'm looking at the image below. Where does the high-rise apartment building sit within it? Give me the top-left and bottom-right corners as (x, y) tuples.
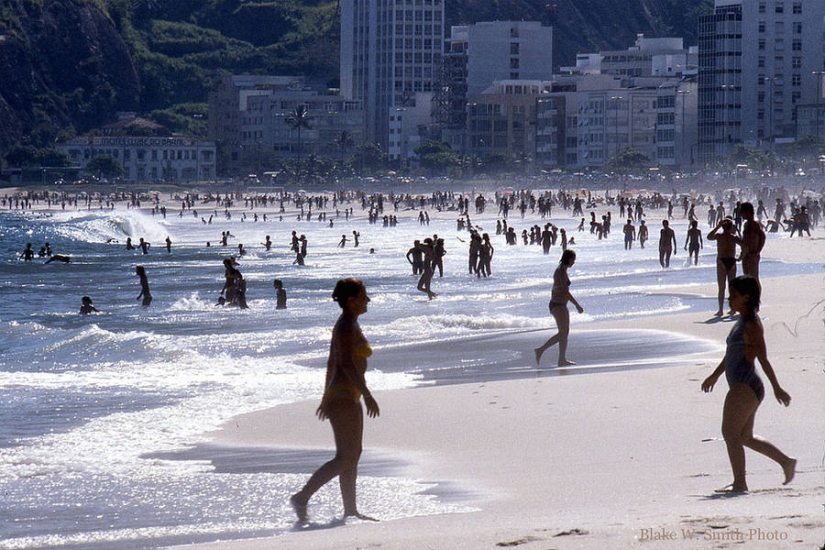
(340, 0), (445, 150)
(698, 0), (825, 164)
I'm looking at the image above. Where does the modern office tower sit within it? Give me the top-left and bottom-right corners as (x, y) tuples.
(698, 0), (825, 164)
(340, 0), (445, 150)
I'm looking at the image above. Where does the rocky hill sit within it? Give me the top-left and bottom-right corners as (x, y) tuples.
(0, 0), (710, 158)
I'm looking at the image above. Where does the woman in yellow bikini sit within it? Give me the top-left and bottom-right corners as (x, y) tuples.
(291, 278), (380, 522)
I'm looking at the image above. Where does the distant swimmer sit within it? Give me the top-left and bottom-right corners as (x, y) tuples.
(262, 235), (272, 251)
(165, 236), (172, 253)
(20, 243), (34, 261)
(44, 254), (71, 264)
(534, 249), (584, 367)
(136, 265), (152, 306)
(138, 238), (151, 254)
(126, 237), (135, 250)
(79, 296), (100, 315)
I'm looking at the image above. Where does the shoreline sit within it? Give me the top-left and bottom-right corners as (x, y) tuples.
(172, 251), (824, 549)
(3, 185), (823, 549)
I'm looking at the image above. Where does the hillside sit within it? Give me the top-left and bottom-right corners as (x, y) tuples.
(0, 0), (711, 161)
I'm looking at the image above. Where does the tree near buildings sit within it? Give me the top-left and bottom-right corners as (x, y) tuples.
(334, 130), (354, 165)
(285, 104), (313, 161)
(414, 139), (458, 175)
(351, 143), (386, 175)
(85, 155), (125, 180)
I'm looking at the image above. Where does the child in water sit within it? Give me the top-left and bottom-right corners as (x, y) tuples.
(79, 296), (100, 314)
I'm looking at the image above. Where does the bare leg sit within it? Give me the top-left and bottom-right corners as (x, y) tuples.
(534, 306), (572, 366)
(721, 384), (758, 492)
(720, 383), (793, 491)
(291, 399), (364, 520)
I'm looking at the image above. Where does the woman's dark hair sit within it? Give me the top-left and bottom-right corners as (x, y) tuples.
(332, 277), (365, 308)
(560, 249), (577, 266)
(730, 275), (760, 310)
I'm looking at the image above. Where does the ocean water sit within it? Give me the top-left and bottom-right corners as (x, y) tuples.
(0, 190), (817, 549)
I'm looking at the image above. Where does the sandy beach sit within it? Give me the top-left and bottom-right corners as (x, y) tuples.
(167, 224), (825, 549)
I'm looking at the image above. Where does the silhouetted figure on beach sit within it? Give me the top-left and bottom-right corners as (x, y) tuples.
(658, 220), (677, 268)
(622, 220), (635, 250)
(290, 278), (380, 523)
(534, 249), (584, 367)
(220, 258), (248, 308)
(136, 265), (152, 307)
(638, 220), (648, 248)
(406, 240), (424, 275)
(701, 275), (795, 494)
(739, 202), (765, 287)
(684, 220), (703, 265)
(273, 279), (287, 309)
(416, 238), (437, 299)
(707, 218), (740, 317)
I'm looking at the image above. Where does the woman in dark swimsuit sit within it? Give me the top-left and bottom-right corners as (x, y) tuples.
(701, 276), (795, 493)
(534, 249), (584, 366)
(291, 278), (380, 522)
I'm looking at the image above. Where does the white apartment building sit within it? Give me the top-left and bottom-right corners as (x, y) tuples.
(340, 0), (445, 150)
(698, 0), (825, 164)
(57, 136), (216, 183)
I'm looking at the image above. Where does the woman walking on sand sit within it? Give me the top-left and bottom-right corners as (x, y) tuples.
(291, 278), (380, 523)
(701, 275), (795, 493)
(534, 249), (584, 366)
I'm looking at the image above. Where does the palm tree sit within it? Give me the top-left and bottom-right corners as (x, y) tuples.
(334, 130), (354, 166)
(285, 104), (313, 163)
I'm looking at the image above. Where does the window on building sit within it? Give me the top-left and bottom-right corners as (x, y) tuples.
(774, 21), (784, 34)
(792, 40), (802, 51)
(793, 22), (802, 34)
(775, 2), (784, 13)
(774, 39), (784, 51)
(792, 74), (801, 86)
(792, 2), (801, 14)
(758, 21), (766, 33)
(759, 2), (766, 13)
(758, 57), (765, 68)
(510, 58), (520, 69)
(510, 42), (519, 55)
(759, 39), (766, 51)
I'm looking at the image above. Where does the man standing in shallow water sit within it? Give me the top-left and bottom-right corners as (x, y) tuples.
(658, 220), (677, 268)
